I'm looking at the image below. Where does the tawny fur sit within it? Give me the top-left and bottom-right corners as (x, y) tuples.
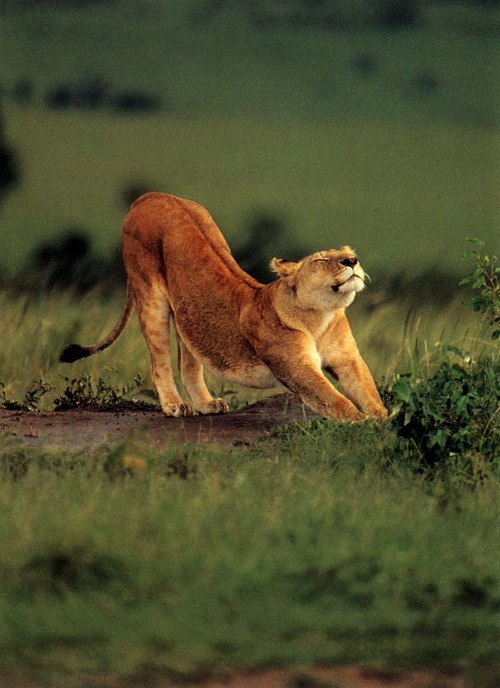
(60, 192), (387, 421)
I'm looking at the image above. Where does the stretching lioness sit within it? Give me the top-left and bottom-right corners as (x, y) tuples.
(60, 192), (387, 421)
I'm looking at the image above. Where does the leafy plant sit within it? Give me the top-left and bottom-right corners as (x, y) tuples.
(390, 240), (499, 471)
(0, 378), (53, 411)
(460, 238), (499, 339)
(52, 373), (155, 411)
(391, 348), (498, 469)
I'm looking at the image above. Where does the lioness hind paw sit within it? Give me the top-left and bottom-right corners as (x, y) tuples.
(162, 402), (194, 418)
(197, 398), (229, 415)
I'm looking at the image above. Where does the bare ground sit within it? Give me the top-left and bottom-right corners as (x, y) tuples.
(0, 666), (471, 688)
(0, 393), (317, 449)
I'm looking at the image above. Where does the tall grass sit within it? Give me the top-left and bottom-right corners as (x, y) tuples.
(0, 287), (483, 408)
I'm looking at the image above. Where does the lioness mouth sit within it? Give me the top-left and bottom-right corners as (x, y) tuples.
(332, 275), (361, 292)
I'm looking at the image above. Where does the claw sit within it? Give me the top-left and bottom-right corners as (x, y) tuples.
(162, 402), (194, 417)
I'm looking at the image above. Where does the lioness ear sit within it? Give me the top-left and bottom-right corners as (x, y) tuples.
(270, 258), (300, 277)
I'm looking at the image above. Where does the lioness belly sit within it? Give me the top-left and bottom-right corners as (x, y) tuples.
(173, 315), (279, 389)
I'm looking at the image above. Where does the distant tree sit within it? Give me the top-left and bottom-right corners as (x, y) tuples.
(0, 108), (20, 204)
(378, 1), (420, 29)
(112, 91), (162, 114)
(45, 85), (74, 109)
(120, 182), (156, 209)
(12, 79), (33, 105)
(234, 212), (306, 284)
(75, 78), (109, 109)
(351, 53), (378, 76)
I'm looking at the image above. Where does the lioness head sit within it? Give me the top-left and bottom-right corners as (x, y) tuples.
(270, 246), (366, 310)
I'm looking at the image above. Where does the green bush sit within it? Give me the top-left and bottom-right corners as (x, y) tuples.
(459, 238), (499, 340)
(391, 349), (498, 469)
(390, 241), (499, 471)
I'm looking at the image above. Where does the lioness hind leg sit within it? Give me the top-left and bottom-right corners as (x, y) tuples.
(134, 285), (194, 417)
(177, 338), (229, 415)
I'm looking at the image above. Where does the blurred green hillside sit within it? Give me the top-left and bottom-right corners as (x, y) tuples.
(0, 0), (498, 277)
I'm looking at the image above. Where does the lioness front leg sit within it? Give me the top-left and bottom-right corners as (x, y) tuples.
(328, 355), (388, 419)
(254, 333), (364, 422)
(177, 338), (229, 415)
(320, 315), (387, 419)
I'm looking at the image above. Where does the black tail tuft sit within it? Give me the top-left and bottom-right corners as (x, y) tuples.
(59, 344), (91, 363)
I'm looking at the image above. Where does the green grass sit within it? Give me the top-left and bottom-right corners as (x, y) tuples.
(2, 104), (498, 278)
(0, 426), (498, 685)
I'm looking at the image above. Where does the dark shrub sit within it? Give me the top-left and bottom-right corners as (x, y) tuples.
(234, 213), (287, 283)
(0, 109), (20, 202)
(19, 229), (126, 295)
(12, 79), (33, 105)
(46, 79), (110, 110)
(29, 230), (93, 291)
(121, 182), (155, 209)
(351, 53), (378, 76)
(112, 91), (162, 114)
(74, 77), (109, 109)
(378, 1), (420, 29)
(23, 546), (128, 595)
(411, 72), (441, 95)
(45, 85), (74, 109)
(235, 211), (308, 283)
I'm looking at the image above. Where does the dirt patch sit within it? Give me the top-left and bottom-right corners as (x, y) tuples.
(0, 393), (318, 449)
(0, 666), (468, 688)
(185, 666), (466, 688)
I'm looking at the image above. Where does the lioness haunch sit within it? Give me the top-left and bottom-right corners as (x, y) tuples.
(60, 192), (388, 421)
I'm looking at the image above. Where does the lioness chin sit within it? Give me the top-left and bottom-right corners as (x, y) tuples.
(60, 192), (387, 422)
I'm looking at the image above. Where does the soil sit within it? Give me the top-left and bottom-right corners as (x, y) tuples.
(0, 393), (318, 450)
(0, 666), (469, 688)
(180, 666), (467, 688)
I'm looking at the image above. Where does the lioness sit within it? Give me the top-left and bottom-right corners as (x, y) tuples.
(60, 192), (387, 421)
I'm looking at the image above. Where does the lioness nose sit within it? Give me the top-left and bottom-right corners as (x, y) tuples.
(340, 257), (357, 267)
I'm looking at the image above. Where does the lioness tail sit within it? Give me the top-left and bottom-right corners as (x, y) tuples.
(59, 281), (135, 363)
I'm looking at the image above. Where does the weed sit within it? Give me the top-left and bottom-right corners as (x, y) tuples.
(53, 373), (156, 411)
(22, 545), (129, 596)
(460, 238), (499, 339)
(0, 377), (53, 411)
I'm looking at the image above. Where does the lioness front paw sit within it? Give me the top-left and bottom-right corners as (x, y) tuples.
(162, 402), (194, 417)
(197, 398), (229, 415)
(335, 402), (365, 422)
(367, 404), (389, 419)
